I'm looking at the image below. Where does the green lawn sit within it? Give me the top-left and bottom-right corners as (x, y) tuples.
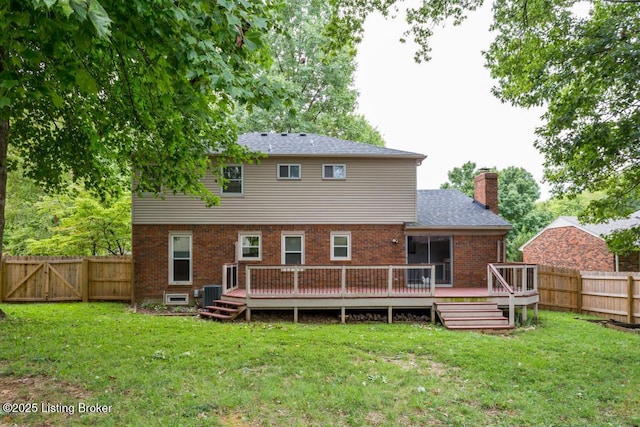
(0, 303), (638, 426)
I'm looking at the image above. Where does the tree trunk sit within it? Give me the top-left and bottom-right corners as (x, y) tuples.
(0, 117), (7, 259)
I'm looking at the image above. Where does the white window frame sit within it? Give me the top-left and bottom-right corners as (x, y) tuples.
(169, 232), (192, 285)
(330, 232), (351, 261)
(277, 164), (301, 180)
(281, 232), (305, 265)
(221, 165), (243, 195)
(322, 164), (346, 180)
(238, 232), (262, 261)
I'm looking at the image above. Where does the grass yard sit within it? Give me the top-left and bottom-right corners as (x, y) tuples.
(0, 303), (638, 426)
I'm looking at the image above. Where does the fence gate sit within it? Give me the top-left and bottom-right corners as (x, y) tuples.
(2, 258), (83, 302)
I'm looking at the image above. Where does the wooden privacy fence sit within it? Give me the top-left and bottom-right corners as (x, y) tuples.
(538, 264), (640, 324)
(0, 256), (132, 303)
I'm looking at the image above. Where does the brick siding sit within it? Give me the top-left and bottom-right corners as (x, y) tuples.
(453, 235), (504, 287)
(133, 224), (406, 301)
(522, 226), (614, 271)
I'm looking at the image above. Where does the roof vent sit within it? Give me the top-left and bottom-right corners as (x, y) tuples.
(300, 133), (306, 136)
(281, 133), (288, 136)
(260, 133), (268, 136)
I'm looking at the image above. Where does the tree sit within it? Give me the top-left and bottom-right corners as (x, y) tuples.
(329, 1), (640, 252)
(0, 1), (280, 258)
(236, 0), (384, 146)
(485, 1), (640, 234)
(440, 161), (480, 197)
(440, 162), (551, 260)
(25, 187), (131, 256)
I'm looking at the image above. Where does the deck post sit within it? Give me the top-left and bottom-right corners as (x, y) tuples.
(341, 307), (346, 324)
(294, 307), (298, 323)
(487, 265), (493, 294)
(388, 266), (393, 295)
(341, 265), (346, 296)
(388, 306), (393, 324)
(245, 265), (251, 297)
(521, 305), (528, 323)
(508, 293), (515, 326)
(245, 307), (251, 322)
(430, 265), (436, 295)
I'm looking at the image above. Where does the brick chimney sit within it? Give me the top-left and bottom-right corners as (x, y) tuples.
(474, 171), (499, 215)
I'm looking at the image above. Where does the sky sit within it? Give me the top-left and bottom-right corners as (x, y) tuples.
(353, 5), (550, 199)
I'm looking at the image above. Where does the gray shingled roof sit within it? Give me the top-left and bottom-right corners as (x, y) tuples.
(557, 211), (640, 237)
(236, 132), (425, 158)
(409, 189), (512, 229)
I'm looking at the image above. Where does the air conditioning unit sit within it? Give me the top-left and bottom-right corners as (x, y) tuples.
(164, 293), (189, 306)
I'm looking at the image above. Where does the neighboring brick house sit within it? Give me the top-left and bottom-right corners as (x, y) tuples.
(521, 213), (640, 271)
(132, 133), (511, 302)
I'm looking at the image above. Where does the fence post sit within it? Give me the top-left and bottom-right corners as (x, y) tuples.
(628, 275), (634, 324)
(81, 259), (89, 303)
(576, 271), (583, 314)
(0, 256), (4, 303)
(129, 257), (135, 304)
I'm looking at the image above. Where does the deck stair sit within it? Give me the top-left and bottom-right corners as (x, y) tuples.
(434, 302), (513, 330)
(199, 299), (246, 321)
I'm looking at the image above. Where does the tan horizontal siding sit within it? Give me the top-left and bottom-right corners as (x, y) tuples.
(132, 157), (418, 224)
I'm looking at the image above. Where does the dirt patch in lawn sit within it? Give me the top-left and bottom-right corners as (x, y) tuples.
(0, 375), (93, 426)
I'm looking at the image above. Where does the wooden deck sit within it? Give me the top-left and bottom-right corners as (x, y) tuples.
(219, 263), (540, 324)
(222, 286), (539, 324)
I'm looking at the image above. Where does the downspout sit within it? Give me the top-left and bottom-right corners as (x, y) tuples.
(615, 254), (619, 272)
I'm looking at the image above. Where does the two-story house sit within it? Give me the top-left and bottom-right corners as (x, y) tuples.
(133, 132), (535, 326)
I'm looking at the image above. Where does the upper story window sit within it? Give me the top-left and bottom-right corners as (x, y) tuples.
(222, 165), (243, 195)
(278, 164), (301, 179)
(323, 164), (346, 180)
(169, 232), (192, 284)
(238, 232), (262, 261)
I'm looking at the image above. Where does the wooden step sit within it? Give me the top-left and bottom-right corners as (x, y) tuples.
(204, 305), (239, 314)
(199, 299), (247, 321)
(435, 302), (498, 311)
(446, 324), (514, 331)
(438, 309), (504, 319)
(435, 301), (512, 331)
(199, 311), (233, 320)
(213, 299), (245, 307)
(442, 317), (510, 327)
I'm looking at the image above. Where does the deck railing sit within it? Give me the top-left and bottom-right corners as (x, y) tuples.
(245, 264), (437, 297)
(488, 263), (538, 326)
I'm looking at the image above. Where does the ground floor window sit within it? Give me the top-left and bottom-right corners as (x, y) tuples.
(282, 233), (304, 265)
(169, 232), (192, 284)
(238, 232), (261, 261)
(407, 235), (452, 285)
(331, 232), (351, 260)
